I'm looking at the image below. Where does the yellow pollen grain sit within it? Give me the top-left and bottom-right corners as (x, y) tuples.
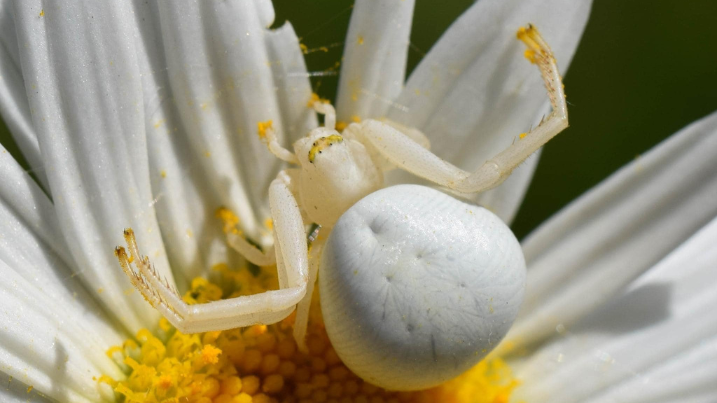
(299, 43), (308, 54)
(220, 376), (243, 395)
(357, 35), (364, 45)
(201, 344), (222, 364)
(264, 217), (273, 231)
(523, 49), (537, 64)
(262, 373), (284, 394)
(159, 317), (172, 332)
(160, 170), (167, 178)
(38, 9), (44, 17)
(519, 132), (527, 139)
(102, 263), (519, 403)
(257, 120), (273, 139)
(216, 207), (240, 235)
(27, 386), (33, 393)
(335, 121), (348, 131)
(156, 374), (173, 390)
(351, 115), (362, 123)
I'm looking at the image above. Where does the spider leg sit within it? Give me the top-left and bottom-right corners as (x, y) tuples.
(115, 176), (309, 334)
(269, 175), (310, 290)
(257, 120), (299, 164)
(357, 24), (567, 194)
(293, 229), (326, 352)
(225, 231), (276, 267)
(459, 24), (567, 192)
(310, 100), (337, 131)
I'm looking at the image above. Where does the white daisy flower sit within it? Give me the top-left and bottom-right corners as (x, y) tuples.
(0, 0), (714, 402)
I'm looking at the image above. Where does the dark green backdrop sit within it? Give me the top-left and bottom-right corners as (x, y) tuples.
(2, 0), (716, 239)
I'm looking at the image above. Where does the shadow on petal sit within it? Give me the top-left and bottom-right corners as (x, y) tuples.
(573, 282), (672, 335)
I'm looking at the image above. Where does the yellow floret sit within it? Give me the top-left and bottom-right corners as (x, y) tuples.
(103, 264), (518, 403)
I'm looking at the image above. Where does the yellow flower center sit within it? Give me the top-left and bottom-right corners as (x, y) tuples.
(102, 263), (518, 403)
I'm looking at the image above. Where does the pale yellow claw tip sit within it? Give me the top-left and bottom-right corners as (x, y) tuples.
(516, 24), (544, 52)
(306, 92), (329, 108)
(257, 120), (273, 139)
(216, 207), (240, 235)
(516, 24), (537, 41)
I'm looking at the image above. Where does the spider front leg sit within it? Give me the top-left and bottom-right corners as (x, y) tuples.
(293, 228), (327, 352)
(359, 24), (567, 194)
(116, 175), (309, 334)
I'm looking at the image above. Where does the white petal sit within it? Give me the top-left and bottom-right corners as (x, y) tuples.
(0, 263), (121, 402)
(0, 181), (123, 347)
(126, 1), (234, 285)
(335, 0), (415, 121)
(156, 0), (315, 244)
(12, 1), (174, 331)
(656, 393), (717, 403)
(0, 152), (124, 402)
(0, 147), (121, 340)
(0, 144), (70, 265)
(509, 111), (717, 348)
(0, 372), (61, 403)
(266, 23), (318, 143)
(0, 1), (47, 188)
(584, 337), (717, 403)
(513, 216), (717, 403)
(385, 0), (591, 220)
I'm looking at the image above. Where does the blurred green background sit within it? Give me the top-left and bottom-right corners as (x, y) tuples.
(2, 0), (716, 240)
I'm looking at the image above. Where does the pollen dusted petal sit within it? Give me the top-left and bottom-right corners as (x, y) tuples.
(12, 0), (174, 331)
(156, 1), (315, 245)
(336, 0), (416, 121)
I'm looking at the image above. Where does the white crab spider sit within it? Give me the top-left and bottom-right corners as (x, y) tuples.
(117, 25), (566, 390)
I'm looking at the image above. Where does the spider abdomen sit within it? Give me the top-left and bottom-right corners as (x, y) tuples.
(320, 184), (526, 391)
